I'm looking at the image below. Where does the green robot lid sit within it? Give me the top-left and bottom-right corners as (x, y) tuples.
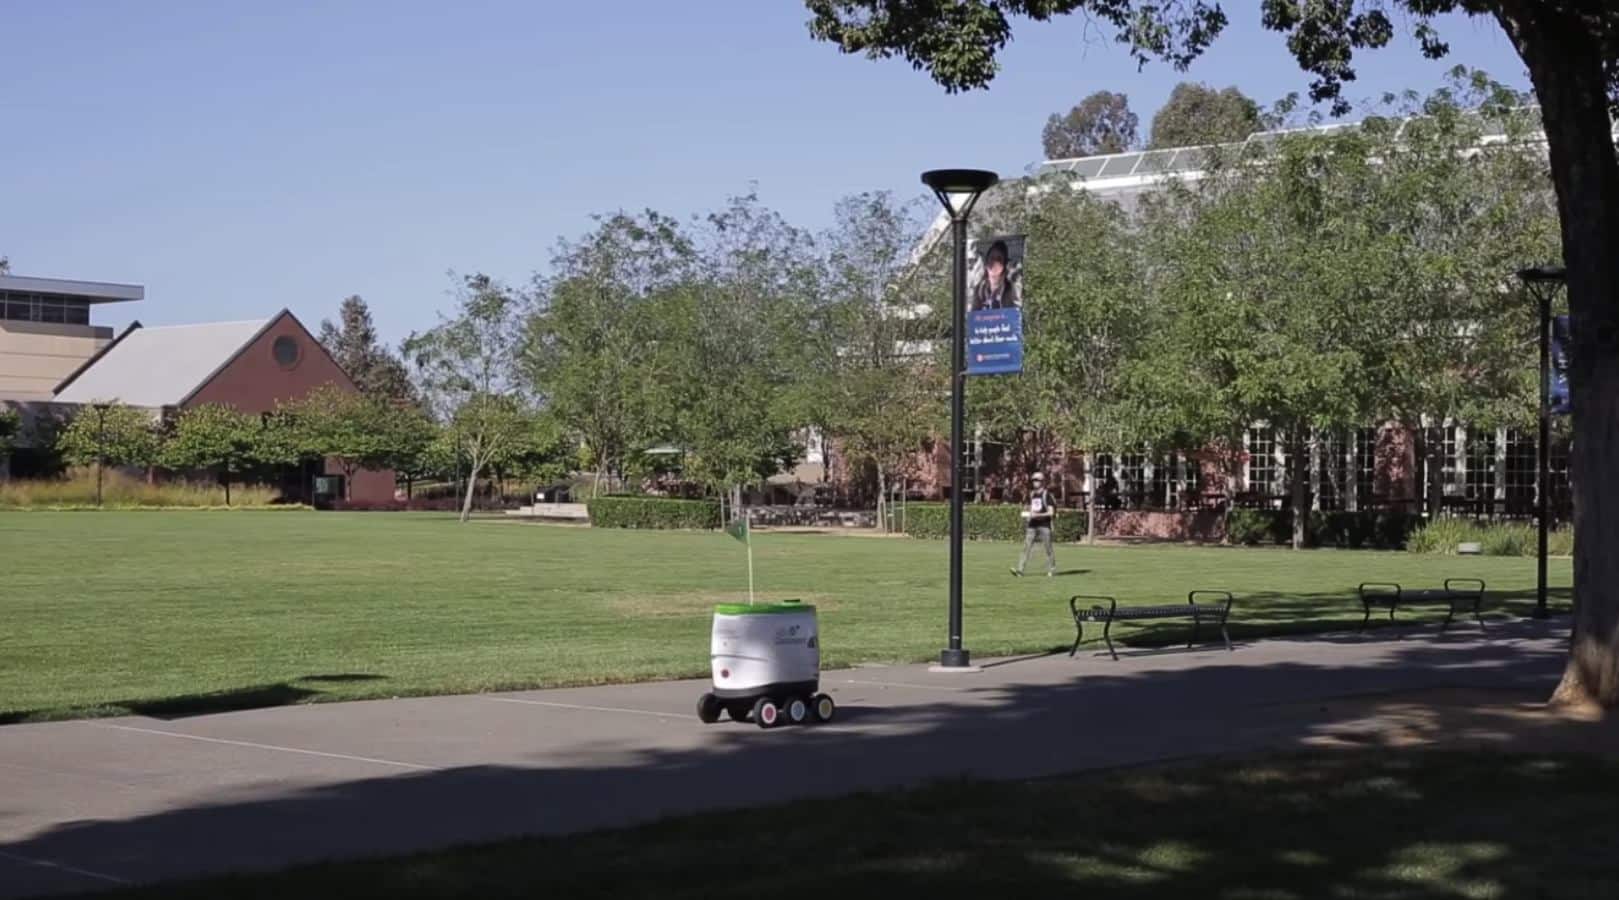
(713, 601), (815, 616)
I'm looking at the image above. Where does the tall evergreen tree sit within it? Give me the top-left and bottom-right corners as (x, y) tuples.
(318, 296), (415, 404)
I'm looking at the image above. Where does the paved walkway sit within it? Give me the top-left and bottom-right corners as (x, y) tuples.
(0, 618), (1606, 897)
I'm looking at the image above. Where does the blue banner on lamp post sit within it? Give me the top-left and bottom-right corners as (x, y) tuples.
(1550, 314), (1571, 415)
(966, 308), (1023, 375)
(966, 233), (1025, 376)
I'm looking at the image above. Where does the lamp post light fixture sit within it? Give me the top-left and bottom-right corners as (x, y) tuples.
(922, 168), (999, 670)
(1517, 265), (1566, 621)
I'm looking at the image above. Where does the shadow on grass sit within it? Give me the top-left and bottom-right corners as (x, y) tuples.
(7, 619), (1611, 900)
(0, 674), (388, 725)
(1090, 587), (1574, 656)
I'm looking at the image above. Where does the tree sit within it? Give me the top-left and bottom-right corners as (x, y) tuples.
(1021, 182), (1155, 544)
(374, 404), (440, 500)
(1149, 82), (1262, 148)
(523, 212), (692, 497)
(318, 295), (415, 405)
(1363, 76), (1560, 516)
(404, 273), (528, 522)
(660, 194), (819, 504)
(282, 385), (392, 501)
(0, 408), (19, 479)
(802, 0), (1619, 710)
(812, 192), (944, 530)
(0, 408), (17, 452)
(56, 403), (159, 505)
(160, 404), (265, 505)
(1042, 90), (1138, 158)
(489, 410), (571, 491)
(445, 394), (536, 520)
(0, 256), (9, 275)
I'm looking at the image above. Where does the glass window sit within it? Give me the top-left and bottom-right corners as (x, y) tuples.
(3, 293), (35, 321)
(63, 301), (90, 325)
(1247, 428), (1277, 497)
(1440, 426), (1462, 497)
(1356, 428), (1378, 503)
(1505, 429), (1536, 512)
(1464, 428), (1498, 501)
(1317, 432), (1353, 511)
(1118, 451), (1149, 508)
(38, 300), (65, 324)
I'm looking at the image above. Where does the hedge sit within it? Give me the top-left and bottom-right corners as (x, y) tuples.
(900, 502), (1087, 542)
(1226, 509), (1422, 550)
(587, 496), (721, 530)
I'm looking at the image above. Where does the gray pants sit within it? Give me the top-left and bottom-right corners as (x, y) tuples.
(1017, 525), (1055, 575)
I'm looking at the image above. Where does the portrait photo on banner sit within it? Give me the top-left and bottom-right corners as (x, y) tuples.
(969, 234), (1025, 311)
(965, 233), (1026, 376)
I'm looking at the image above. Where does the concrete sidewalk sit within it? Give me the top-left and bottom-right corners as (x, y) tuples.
(0, 619), (1599, 897)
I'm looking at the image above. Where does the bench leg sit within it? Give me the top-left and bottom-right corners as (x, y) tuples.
(1220, 619), (1233, 652)
(1359, 603), (1371, 633)
(1473, 597), (1486, 629)
(1189, 613), (1200, 650)
(1102, 617), (1119, 661)
(1070, 619), (1083, 658)
(1441, 603), (1457, 632)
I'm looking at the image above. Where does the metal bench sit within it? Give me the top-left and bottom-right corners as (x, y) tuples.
(1357, 579), (1488, 633)
(1069, 591), (1235, 661)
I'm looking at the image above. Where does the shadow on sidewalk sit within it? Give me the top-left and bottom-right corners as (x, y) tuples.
(4, 618), (1609, 897)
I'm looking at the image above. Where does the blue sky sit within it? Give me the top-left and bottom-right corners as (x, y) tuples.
(3, 2), (1529, 345)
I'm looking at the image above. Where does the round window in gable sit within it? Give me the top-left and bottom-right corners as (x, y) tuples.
(272, 335), (302, 370)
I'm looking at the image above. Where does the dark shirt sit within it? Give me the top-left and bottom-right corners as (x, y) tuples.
(1025, 488), (1054, 527)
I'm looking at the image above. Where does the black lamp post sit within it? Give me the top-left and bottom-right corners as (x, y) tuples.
(1517, 265), (1566, 621)
(922, 168), (999, 670)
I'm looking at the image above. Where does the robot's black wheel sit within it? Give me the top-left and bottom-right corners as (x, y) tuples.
(752, 696), (781, 729)
(812, 693), (836, 723)
(727, 702), (752, 723)
(785, 696), (810, 725)
(696, 692), (722, 724)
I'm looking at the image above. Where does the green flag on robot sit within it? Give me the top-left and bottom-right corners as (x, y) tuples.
(724, 514), (754, 605)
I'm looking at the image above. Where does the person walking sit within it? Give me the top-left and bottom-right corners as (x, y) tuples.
(1011, 471), (1056, 577)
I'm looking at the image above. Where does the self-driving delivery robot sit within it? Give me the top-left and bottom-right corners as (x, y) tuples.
(697, 600), (835, 728)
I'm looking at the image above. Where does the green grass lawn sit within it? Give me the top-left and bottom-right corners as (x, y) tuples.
(99, 752), (1619, 899)
(0, 512), (1572, 722)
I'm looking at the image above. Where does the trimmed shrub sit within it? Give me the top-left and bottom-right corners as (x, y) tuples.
(901, 503), (1086, 542)
(587, 496), (721, 530)
(1314, 511), (1423, 550)
(1226, 509), (1285, 546)
(1407, 519), (1572, 557)
(1227, 508), (1420, 549)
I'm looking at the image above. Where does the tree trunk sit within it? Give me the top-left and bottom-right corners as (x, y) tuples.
(1085, 452), (1098, 547)
(1497, 5), (1619, 708)
(876, 465), (888, 533)
(223, 473), (231, 507)
(1223, 453), (1239, 546)
(459, 464), (480, 523)
(1290, 435), (1309, 551)
(1422, 427), (1445, 520)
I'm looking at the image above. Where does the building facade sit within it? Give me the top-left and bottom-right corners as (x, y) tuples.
(1, 272), (393, 502)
